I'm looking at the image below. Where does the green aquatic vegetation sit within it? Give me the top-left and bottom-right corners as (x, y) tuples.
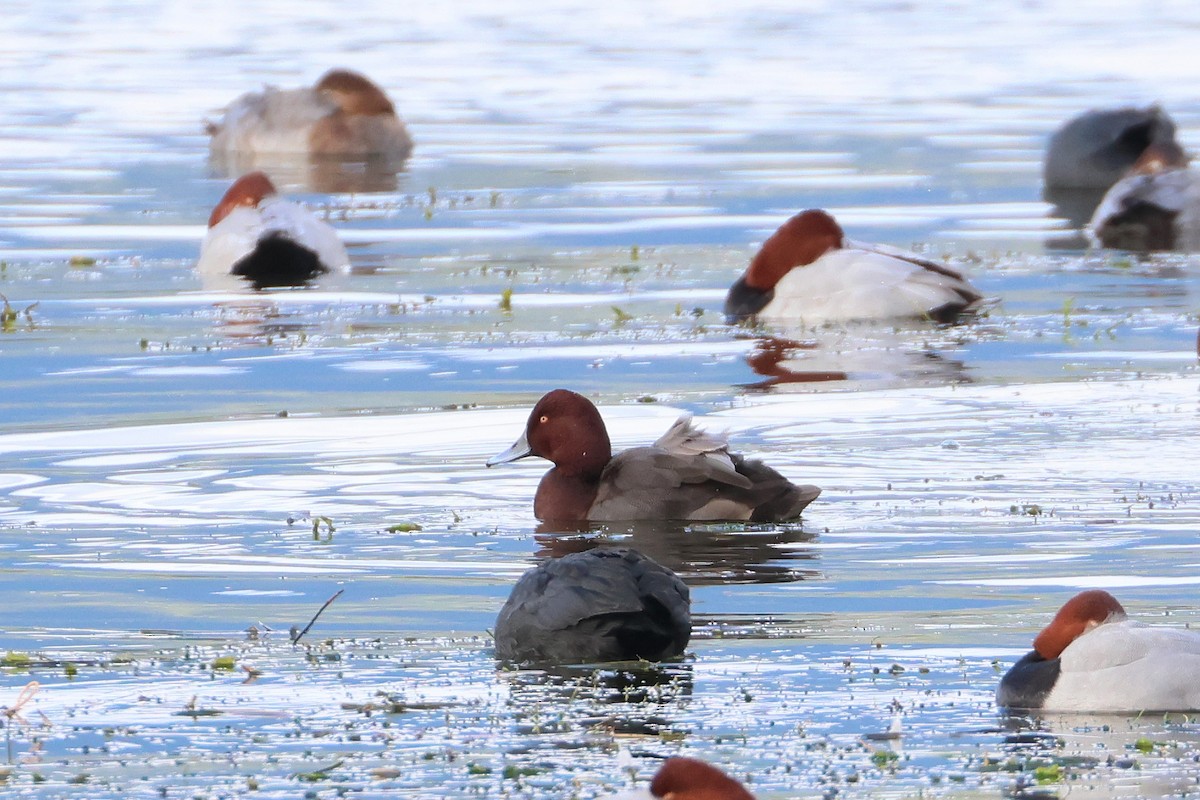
(0, 294), (36, 333)
(211, 656), (237, 671)
(311, 516), (335, 539)
(1058, 296), (1089, 338)
(1097, 315), (1129, 341)
(68, 255), (95, 267)
(1134, 737), (1156, 753)
(499, 288), (513, 312)
(0, 300), (15, 333)
(467, 763), (492, 776)
(64, 662), (77, 679)
(421, 187), (438, 220)
(611, 306), (634, 325)
(296, 760), (342, 782)
(630, 245), (639, 261)
(386, 522), (423, 533)
(1, 652), (31, 668)
(871, 750), (899, 769)
(1034, 764), (1062, 783)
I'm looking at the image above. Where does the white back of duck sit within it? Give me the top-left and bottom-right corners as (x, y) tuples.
(761, 248), (975, 325)
(1047, 620), (1200, 712)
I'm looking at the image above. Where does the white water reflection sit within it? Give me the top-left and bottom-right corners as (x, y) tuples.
(2, 378), (1195, 591)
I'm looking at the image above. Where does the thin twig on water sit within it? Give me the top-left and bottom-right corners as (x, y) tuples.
(291, 590), (344, 645)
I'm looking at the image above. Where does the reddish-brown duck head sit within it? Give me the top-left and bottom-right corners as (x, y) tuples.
(1032, 589), (1127, 660)
(487, 389), (613, 478)
(743, 209), (845, 291)
(208, 171), (276, 228)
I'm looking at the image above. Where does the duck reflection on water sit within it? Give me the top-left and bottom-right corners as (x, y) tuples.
(209, 151), (409, 194)
(532, 521), (821, 587)
(739, 332), (972, 392)
(201, 298), (321, 347)
(500, 659), (694, 733)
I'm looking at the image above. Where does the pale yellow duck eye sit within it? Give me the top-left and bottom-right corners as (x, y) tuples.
(539, 415), (549, 424)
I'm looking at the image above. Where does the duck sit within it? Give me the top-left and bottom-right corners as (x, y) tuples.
(486, 389), (820, 524)
(723, 210), (983, 327)
(619, 757), (755, 800)
(1088, 141), (1200, 251)
(207, 68), (413, 163)
(996, 589), (1200, 712)
(1044, 105), (1184, 191)
(197, 171), (350, 290)
(494, 547), (690, 665)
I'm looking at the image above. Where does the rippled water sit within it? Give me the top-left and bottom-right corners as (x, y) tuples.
(2, 1), (1200, 797)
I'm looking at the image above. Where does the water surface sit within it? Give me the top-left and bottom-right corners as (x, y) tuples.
(1, 1), (1200, 797)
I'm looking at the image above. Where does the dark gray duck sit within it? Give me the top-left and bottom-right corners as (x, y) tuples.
(1044, 105), (1184, 191)
(494, 547), (690, 665)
